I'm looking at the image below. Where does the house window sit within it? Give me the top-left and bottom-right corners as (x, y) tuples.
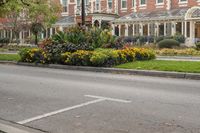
(121, 0), (127, 9)
(179, 0), (187, 2)
(132, 0), (134, 7)
(96, 0), (100, 11)
(156, 0), (163, 4)
(108, 0), (112, 9)
(86, 0), (89, 5)
(77, 0), (80, 6)
(140, 0), (146, 5)
(62, 0), (68, 12)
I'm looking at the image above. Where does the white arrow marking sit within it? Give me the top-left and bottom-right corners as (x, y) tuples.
(18, 95), (131, 124)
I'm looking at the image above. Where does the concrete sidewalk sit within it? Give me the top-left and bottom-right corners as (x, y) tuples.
(156, 56), (200, 61)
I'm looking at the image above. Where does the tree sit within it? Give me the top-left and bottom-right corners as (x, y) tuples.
(31, 23), (44, 45)
(0, 0), (61, 45)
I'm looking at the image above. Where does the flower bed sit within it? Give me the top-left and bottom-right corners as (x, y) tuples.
(19, 47), (155, 67)
(19, 48), (49, 64)
(156, 48), (200, 56)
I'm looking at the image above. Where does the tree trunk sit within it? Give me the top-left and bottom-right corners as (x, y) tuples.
(35, 33), (38, 45)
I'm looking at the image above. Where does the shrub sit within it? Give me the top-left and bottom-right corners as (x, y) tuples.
(195, 42), (200, 50)
(0, 38), (10, 47)
(52, 31), (68, 44)
(90, 49), (119, 67)
(19, 48), (48, 63)
(147, 36), (155, 43)
(66, 50), (93, 66)
(41, 40), (68, 63)
(157, 39), (180, 48)
(173, 34), (185, 43)
(123, 36), (137, 44)
(103, 36), (125, 49)
(156, 48), (200, 56)
(129, 48), (155, 60)
(116, 48), (135, 63)
(155, 36), (164, 43)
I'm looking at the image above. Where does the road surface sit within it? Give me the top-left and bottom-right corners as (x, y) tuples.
(0, 64), (200, 133)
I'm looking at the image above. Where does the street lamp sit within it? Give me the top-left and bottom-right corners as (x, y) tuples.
(81, 0), (85, 26)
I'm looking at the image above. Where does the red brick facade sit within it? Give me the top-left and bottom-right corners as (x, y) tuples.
(59, 0), (200, 17)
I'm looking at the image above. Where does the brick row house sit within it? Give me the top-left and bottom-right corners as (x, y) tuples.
(1, 0), (200, 45)
(112, 0), (200, 45)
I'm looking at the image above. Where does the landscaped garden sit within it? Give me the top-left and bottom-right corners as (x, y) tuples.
(1, 26), (200, 73)
(18, 27), (156, 67)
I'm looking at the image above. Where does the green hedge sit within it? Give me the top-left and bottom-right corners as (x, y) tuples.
(157, 39), (180, 49)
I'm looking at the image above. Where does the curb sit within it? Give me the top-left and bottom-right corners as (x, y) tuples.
(0, 118), (47, 133)
(1, 61), (200, 80)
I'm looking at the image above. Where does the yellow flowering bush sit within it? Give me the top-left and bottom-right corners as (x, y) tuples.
(129, 47), (156, 60)
(61, 48), (155, 67)
(61, 50), (93, 66)
(19, 48), (49, 64)
(156, 48), (200, 56)
(90, 49), (119, 66)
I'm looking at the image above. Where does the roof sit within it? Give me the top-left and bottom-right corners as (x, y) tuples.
(53, 16), (75, 27)
(113, 8), (189, 23)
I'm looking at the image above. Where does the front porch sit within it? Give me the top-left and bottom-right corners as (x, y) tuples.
(112, 7), (200, 46)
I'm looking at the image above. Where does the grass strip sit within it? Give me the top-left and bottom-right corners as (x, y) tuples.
(115, 60), (200, 73)
(0, 54), (20, 61)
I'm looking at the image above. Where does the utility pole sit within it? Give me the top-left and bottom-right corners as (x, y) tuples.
(81, 0), (85, 26)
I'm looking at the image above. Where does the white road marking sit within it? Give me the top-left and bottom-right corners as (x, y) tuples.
(85, 95), (132, 103)
(18, 98), (105, 124)
(18, 95), (131, 124)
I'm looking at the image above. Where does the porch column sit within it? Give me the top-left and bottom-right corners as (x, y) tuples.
(140, 23), (143, 36)
(28, 30), (31, 38)
(46, 28), (48, 38)
(164, 22), (166, 36)
(132, 24), (135, 36)
(50, 28), (53, 37)
(19, 31), (22, 44)
(119, 24), (121, 36)
(10, 29), (12, 40)
(99, 20), (102, 28)
(181, 21), (184, 36)
(3, 30), (6, 38)
(112, 24), (115, 35)
(172, 22), (176, 36)
(155, 23), (159, 36)
(189, 21), (195, 44)
(148, 23), (150, 36)
(59, 26), (63, 32)
(125, 24), (128, 36)
(184, 21), (187, 38)
(41, 33), (44, 39)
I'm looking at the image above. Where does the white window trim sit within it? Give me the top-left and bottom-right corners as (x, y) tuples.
(95, 0), (101, 12)
(76, 0), (81, 6)
(178, 0), (188, 4)
(121, 0), (127, 9)
(139, 0), (147, 6)
(107, 0), (113, 11)
(156, 0), (164, 5)
(62, 0), (69, 13)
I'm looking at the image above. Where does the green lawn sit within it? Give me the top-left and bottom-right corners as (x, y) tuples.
(115, 60), (200, 73)
(0, 54), (20, 61)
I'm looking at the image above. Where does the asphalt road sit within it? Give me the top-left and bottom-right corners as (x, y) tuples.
(0, 64), (200, 133)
